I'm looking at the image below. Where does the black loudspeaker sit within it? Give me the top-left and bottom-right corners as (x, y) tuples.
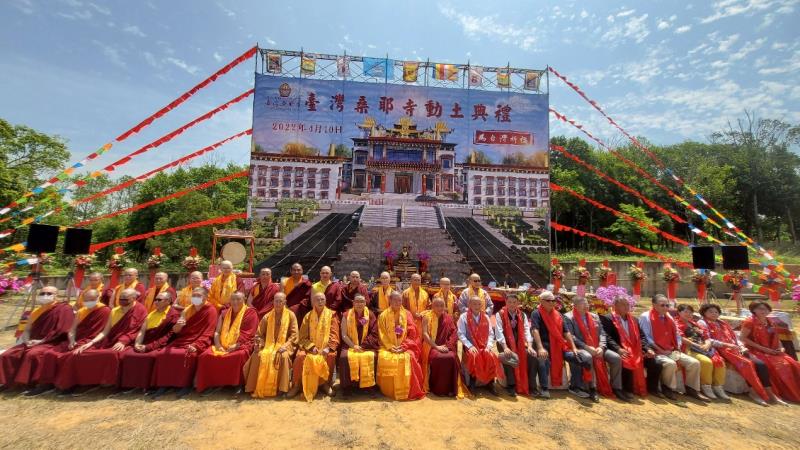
(25, 224), (59, 253)
(691, 246), (715, 270)
(721, 245), (749, 270)
(63, 227), (93, 255)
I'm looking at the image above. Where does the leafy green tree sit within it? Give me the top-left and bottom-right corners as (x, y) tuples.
(604, 204), (660, 250)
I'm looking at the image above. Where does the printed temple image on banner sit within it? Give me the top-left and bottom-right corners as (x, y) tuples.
(249, 73), (549, 204)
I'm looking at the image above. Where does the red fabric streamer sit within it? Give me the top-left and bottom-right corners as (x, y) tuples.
(72, 130), (251, 207)
(74, 170), (248, 227)
(115, 46), (257, 142)
(551, 221), (692, 268)
(550, 182), (689, 246)
(92, 89), (254, 178)
(550, 144), (687, 224)
(89, 212), (247, 253)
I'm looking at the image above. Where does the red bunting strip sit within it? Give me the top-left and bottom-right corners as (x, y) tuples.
(550, 182), (689, 246)
(551, 221), (693, 268)
(71, 130), (252, 207)
(549, 66), (775, 262)
(115, 46), (257, 142)
(0, 46), (257, 216)
(0, 130), (251, 241)
(74, 170), (249, 227)
(550, 144), (687, 224)
(89, 212), (247, 253)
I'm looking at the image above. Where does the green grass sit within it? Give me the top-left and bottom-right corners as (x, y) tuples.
(550, 246), (800, 265)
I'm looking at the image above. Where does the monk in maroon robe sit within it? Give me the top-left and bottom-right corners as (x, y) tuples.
(423, 297), (465, 397)
(117, 293), (181, 393)
(247, 268), (281, 320)
(50, 289), (150, 392)
(148, 287), (218, 398)
(26, 289), (111, 395)
(338, 294), (379, 396)
(283, 263), (312, 322)
(195, 292), (258, 394)
(313, 266), (342, 313)
(0, 286), (73, 389)
(339, 271), (370, 316)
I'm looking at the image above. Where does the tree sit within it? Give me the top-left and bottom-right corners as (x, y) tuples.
(604, 204), (660, 250)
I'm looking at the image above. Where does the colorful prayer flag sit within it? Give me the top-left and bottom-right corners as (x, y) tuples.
(363, 57), (389, 78)
(497, 69), (510, 88)
(403, 62), (419, 82)
(524, 71), (541, 90)
(300, 55), (316, 75)
(267, 52), (282, 74)
(433, 63), (458, 81)
(337, 56), (350, 77)
(468, 66), (483, 87)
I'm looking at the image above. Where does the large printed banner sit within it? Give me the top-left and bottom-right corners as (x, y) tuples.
(250, 73), (549, 206)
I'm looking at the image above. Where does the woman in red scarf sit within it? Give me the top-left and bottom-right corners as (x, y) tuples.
(676, 304), (727, 400)
(740, 300), (800, 403)
(698, 303), (781, 406)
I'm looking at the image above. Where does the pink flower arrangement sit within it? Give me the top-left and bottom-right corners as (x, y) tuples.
(358, 316), (367, 326)
(596, 285), (636, 308)
(201, 279), (213, 290)
(663, 267), (680, 283)
(792, 284), (800, 302)
(394, 325), (403, 336)
(0, 274), (24, 297)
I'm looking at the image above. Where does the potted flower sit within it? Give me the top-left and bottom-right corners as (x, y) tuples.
(723, 270), (747, 315)
(628, 262), (647, 299)
(572, 259), (591, 297)
(73, 254), (95, 288)
(107, 247), (129, 288)
(595, 261), (615, 288)
(663, 265), (680, 302)
(691, 269), (710, 303)
(417, 250), (430, 274)
(0, 274), (24, 300)
(595, 285), (636, 313)
(550, 258), (564, 293)
(384, 249), (397, 272)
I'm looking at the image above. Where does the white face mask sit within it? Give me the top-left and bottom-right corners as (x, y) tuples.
(191, 296), (204, 306)
(36, 295), (54, 305)
(83, 300), (98, 309)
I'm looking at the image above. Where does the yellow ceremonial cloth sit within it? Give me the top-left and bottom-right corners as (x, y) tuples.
(467, 287), (489, 312)
(254, 308), (291, 398)
(302, 307), (334, 402)
(282, 276), (299, 295)
(145, 306), (170, 329)
(143, 283), (170, 312)
(176, 286), (194, 308)
(113, 280), (138, 306)
(28, 302), (56, 327)
(404, 287), (429, 340)
(75, 283), (104, 308)
(208, 274), (237, 309)
(212, 305), (247, 356)
(109, 305), (126, 327)
(376, 285), (393, 311)
(421, 310), (437, 392)
(77, 303), (105, 322)
(377, 307), (412, 400)
(311, 280), (331, 296)
(346, 308), (375, 388)
(433, 290), (457, 316)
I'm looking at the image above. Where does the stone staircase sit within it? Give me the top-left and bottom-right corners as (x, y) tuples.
(332, 227), (472, 283)
(361, 205), (400, 227)
(402, 206), (441, 228)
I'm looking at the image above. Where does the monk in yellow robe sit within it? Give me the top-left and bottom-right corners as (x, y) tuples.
(370, 271), (395, 313)
(110, 268), (146, 307)
(176, 271), (203, 309)
(75, 272), (108, 309)
(432, 277), (458, 320)
(246, 293), (299, 398)
(377, 291), (425, 400)
(288, 292), (339, 401)
(402, 273), (429, 342)
(143, 272), (176, 312)
(208, 260), (239, 309)
(338, 294), (379, 397)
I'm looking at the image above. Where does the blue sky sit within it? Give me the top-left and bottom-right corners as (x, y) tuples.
(1, 0), (798, 180)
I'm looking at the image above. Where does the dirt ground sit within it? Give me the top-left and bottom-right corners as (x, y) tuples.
(1, 297), (799, 450)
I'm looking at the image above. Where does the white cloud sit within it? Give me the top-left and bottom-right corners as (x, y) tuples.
(438, 5), (540, 51)
(700, 0), (796, 24)
(58, 10), (92, 20)
(674, 25), (692, 33)
(142, 51), (158, 68)
(165, 57), (199, 75)
(580, 9), (589, 19)
(601, 13), (650, 44)
(617, 9), (636, 17)
(87, 2), (110, 15)
(91, 40), (126, 68)
(10, 0), (35, 14)
(122, 25), (146, 37)
(717, 33), (740, 52)
(216, 1), (236, 17)
(657, 20), (670, 30)
(213, 52), (222, 62)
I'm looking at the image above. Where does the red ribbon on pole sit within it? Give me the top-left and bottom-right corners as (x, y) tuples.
(90, 212), (247, 253)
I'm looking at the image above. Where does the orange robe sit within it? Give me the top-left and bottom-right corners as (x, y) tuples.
(376, 307), (425, 400)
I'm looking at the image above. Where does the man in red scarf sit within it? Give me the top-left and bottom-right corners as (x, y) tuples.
(148, 287), (219, 399)
(638, 295), (708, 401)
(565, 296), (620, 402)
(247, 268), (281, 320)
(531, 291), (589, 399)
(600, 295), (664, 399)
(457, 296), (500, 395)
(283, 263), (313, 322)
(495, 295), (539, 397)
